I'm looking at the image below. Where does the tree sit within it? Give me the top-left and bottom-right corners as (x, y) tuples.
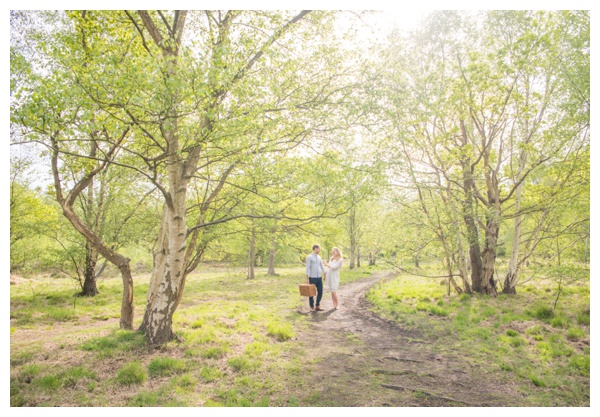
(10, 156), (58, 273)
(12, 10), (375, 344)
(376, 10), (589, 296)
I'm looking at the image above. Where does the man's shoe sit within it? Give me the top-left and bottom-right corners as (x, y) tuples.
(315, 307), (324, 311)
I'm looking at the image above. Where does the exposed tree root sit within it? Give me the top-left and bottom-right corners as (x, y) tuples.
(383, 356), (425, 363)
(371, 369), (435, 378)
(380, 384), (481, 406)
(370, 369), (417, 376)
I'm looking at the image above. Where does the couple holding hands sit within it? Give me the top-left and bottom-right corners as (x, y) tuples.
(305, 244), (343, 311)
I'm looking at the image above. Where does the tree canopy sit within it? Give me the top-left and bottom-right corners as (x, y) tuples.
(10, 10), (589, 344)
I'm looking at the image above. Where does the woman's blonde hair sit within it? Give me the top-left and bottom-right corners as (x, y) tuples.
(332, 247), (343, 259)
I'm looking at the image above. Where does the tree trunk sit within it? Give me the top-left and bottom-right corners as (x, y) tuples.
(449, 199), (472, 294)
(460, 120), (483, 292)
(480, 217), (499, 296)
(81, 141), (99, 297)
(357, 246), (361, 268)
(144, 169), (190, 344)
(118, 263), (134, 330)
(456, 239), (472, 294)
(248, 225), (256, 279)
(441, 232), (463, 295)
(62, 204), (134, 328)
(81, 241), (99, 296)
(138, 11), (193, 344)
(503, 213), (521, 294)
(136, 9), (315, 344)
(502, 271), (518, 294)
(347, 205), (357, 270)
(503, 140), (528, 295)
(267, 234), (276, 276)
(139, 207), (169, 332)
(52, 131), (134, 329)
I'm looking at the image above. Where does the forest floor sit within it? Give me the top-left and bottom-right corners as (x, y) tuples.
(293, 272), (525, 406)
(10, 268), (589, 407)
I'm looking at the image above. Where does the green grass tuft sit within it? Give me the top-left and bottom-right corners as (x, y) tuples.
(200, 346), (228, 359)
(428, 305), (449, 317)
(415, 302), (429, 312)
(550, 315), (568, 328)
(566, 327), (585, 341)
(228, 356), (254, 372)
(127, 390), (160, 406)
(530, 375), (547, 387)
(80, 330), (146, 358)
(200, 366), (223, 382)
(525, 325), (544, 336)
(19, 364), (43, 381)
(148, 357), (187, 377)
(117, 362), (147, 386)
(569, 355), (590, 376)
(46, 307), (77, 321)
(576, 310), (590, 325)
(172, 373), (197, 389)
(245, 341), (269, 357)
(510, 337), (527, 348)
(60, 366), (97, 387)
(36, 374), (61, 390)
(191, 318), (205, 329)
(267, 322), (294, 341)
(531, 305), (554, 320)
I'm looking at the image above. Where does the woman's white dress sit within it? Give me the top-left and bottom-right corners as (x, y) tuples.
(325, 258), (342, 292)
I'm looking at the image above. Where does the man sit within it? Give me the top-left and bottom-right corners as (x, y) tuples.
(306, 244), (326, 311)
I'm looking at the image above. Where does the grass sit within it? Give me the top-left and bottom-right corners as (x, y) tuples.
(227, 356), (256, 373)
(10, 266), (363, 407)
(80, 329), (147, 358)
(266, 321), (295, 341)
(531, 305), (555, 320)
(148, 357), (187, 377)
(9, 265), (589, 406)
(366, 273), (590, 407)
(117, 362), (147, 386)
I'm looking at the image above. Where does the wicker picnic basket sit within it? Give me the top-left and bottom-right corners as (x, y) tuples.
(298, 284), (317, 297)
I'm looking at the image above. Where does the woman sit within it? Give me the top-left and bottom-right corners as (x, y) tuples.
(324, 247), (343, 310)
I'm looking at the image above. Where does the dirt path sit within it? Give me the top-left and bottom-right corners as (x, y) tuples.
(294, 272), (527, 406)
